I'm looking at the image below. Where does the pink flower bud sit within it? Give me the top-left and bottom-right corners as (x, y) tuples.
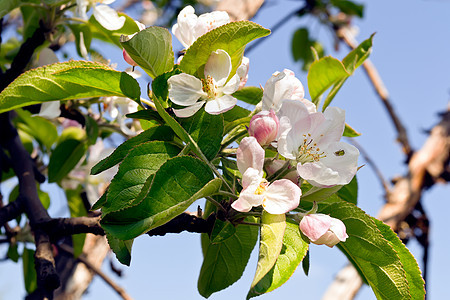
(299, 214), (348, 248)
(123, 48), (138, 66)
(248, 110), (279, 146)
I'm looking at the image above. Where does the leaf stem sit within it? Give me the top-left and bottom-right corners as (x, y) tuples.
(205, 196), (226, 212)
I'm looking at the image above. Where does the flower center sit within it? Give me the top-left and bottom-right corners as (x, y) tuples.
(202, 75), (220, 99)
(254, 179), (269, 195)
(295, 133), (326, 163)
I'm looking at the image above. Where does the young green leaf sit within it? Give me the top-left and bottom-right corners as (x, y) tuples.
(248, 221), (309, 298)
(15, 109), (58, 149)
(22, 248), (37, 294)
(336, 176), (358, 205)
(343, 123), (362, 137)
(250, 212), (286, 289)
(307, 56), (349, 104)
(210, 219), (236, 244)
(66, 187), (89, 257)
(101, 157), (221, 240)
(90, 125), (174, 175)
(0, 61), (140, 113)
(107, 234), (134, 266)
(198, 217), (259, 298)
(121, 27), (175, 78)
(180, 21), (270, 78)
(102, 141), (180, 215)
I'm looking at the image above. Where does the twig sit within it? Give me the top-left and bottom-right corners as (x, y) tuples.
(37, 216), (105, 240)
(146, 212), (215, 237)
(337, 27), (413, 157)
(58, 244), (133, 300)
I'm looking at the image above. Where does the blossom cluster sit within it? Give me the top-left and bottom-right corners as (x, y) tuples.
(127, 6), (357, 248)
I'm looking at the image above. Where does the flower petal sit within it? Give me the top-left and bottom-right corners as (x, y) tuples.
(204, 49), (231, 87)
(329, 217), (349, 242)
(168, 73), (206, 106)
(221, 74), (240, 95)
(204, 94), (237, 114)
(263, 179), (301, 214)
(172, 101), (205, 118)
(262, 69), (305, 112)
(39, 101), (61, 119)
(299, 214), (332, 241)
(93, 5), (126, 31)
(241, 167), (263, 190)
(236, 137), (264, 176)
(172, 6), (198, 48)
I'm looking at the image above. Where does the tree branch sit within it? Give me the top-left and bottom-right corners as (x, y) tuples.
(146, 212), (215, 236)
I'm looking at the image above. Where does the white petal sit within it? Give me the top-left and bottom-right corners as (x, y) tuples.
(329, 217), (349, 242)
(204, 49), (231, 87)
(310, 107), (346, 147)
(204, 94), (236, 114)
(297, 161), (341, 188)
(241, 167), (263, 190)
(76, 0), (88, 20)
(94, 5), (126, 31)
(263, 179), (301, 214)
(232, 190), (264, 212)
(168, 73), (206, 106)
(172, 6), (198, 48)
(172, 101), (205, 118)
(39, 101), (61, 119)
(318, 141), (360, 185)
(262, 69), (304, 112)
(236, 137), (264, 176)
(221, 74), (240, 95)
(277, 100), (311, 130)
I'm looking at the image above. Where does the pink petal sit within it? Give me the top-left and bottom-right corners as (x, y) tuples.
(236, 137), (264, 176)
(299, 214), (332, 241)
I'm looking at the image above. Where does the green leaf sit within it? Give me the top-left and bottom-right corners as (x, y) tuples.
(248, 221), (309, 298)
(337, 176), (358, 205)
(0, 61), (140, 113)
(103, 141), (180, 215)
(331, 0), (364, 18)
(91, 125), (174, 175)
(7, 244), (20, 262)
(210, 219), (236, 244)
(37, 185), (50, 210)
(232, 87), (263, 105)
(152, 66), (182, 105)
(181, 109), (224, 160)
(66, 187), (89, 257)
(126, 110), (163, 127)
(320, 201), (412, 300)
(1, 0), (22, 19)
(107, 234), (134, 266)
(180, 21), (270, 78)
(307, 56), (349, 103)
(101, 157), (221, 240)
(91, 191), (107, 211)
(198, 218), (259, 298)
(373, 219), (425, 299)
(343, 123), (362, 137)
(223, 105), (251, 123)
(121, 27), (174, 78)
(48, 133), (88, 183)
(342, 34), (373, 74)
(15, 109), (58, 148)
(22, 248), (37, 293)
(53, 66), (141, 102)
(300, 183), (343, 204)
(250, 212), (286, 289)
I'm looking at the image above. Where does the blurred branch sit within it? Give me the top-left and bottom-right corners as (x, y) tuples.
(337, 27), (413, 158)
(323, 106), (450, 300)
(58, 243), (133, 300)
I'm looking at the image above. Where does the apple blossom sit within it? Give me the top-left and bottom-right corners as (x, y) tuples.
(231, 137), (301, 214)
(103, 96), (139, 135)
(262, 69), (316, 113)
(277, 100), (359, 187)
(167, 49), (240, 117)
(248, 110), (279, 146)
(299, 213), (348, 248)
(172, 6), (229, 49)
(76, 0), (125, 31)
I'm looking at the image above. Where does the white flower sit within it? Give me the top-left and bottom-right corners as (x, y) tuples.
(299, 213), (348, 248)
(168, 49), (239, 117)
(237, 56), (249, 89)
(104, 96), (139, 135)
(172, 5), (229, 49)
(76, 0), (125, 31)
(231, 137), (301, 214)
(262, 69), (315, 113)
(38, 101), (61, 119)
(277, 100), (359, 187)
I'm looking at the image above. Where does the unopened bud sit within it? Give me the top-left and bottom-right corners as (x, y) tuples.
(299, 214), (348, 248)
(123, 49), (138, 66)
(248, 110), (279, 146)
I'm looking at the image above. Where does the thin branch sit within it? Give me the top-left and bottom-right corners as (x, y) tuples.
(37, 216), (105, 240)
(146, 212), (215, 237)
(337, 27), (413, 157)
(58, 244), (133, 300)
(0, 198), (25, 227)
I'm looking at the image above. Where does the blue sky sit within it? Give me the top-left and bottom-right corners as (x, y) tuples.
(1, 0), (449, 299)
